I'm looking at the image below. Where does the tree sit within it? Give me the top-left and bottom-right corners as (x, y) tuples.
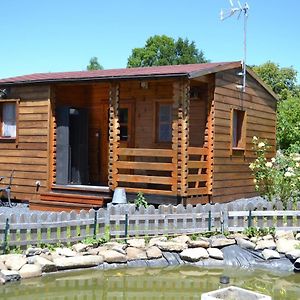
(252, 61), (300, 100)
(277, 97), (300, 151)
(87, 57), (103, 71)
(127, 35), (208, 68)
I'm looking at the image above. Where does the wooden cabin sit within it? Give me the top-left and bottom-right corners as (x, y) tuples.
(0, 62), (277, 211)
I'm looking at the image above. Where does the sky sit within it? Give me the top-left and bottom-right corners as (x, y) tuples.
(1, 0), (300, 82)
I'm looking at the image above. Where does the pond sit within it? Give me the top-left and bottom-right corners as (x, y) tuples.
(1, 266), (299, 300)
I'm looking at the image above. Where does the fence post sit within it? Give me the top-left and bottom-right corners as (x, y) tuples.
(93, 209), (98, 240)
(208, 210), (212, 231)
(124, 213), (128, 240)
(2, 218), (9, 254)
(248, 210), (252, 228)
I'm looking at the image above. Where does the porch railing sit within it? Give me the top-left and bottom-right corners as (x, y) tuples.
(116, 148), (177, 195)
(187, 147), (209, 196)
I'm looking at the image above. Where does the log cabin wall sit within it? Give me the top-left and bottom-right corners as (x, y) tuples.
(0, 85), (51, 202)
(52, 83), (110, 186)
(212, 68), (277, 203)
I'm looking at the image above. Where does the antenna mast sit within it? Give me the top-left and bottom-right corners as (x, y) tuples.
(220, 0), (249, 92)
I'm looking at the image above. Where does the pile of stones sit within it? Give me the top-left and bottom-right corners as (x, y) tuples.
(0, 230), (299, 284)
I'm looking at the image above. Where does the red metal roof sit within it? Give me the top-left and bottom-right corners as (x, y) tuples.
(0, 61), (241, 85)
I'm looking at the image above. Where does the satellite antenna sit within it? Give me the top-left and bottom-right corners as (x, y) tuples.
(220, 0), (249, 92)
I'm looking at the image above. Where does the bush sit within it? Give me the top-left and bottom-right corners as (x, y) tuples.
(249, 137), (300, 207)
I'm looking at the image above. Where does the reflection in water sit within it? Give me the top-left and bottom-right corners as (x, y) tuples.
(1, 266), (300, 300)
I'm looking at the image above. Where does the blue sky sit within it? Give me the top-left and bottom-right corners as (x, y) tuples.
(1, 0), (300, 82)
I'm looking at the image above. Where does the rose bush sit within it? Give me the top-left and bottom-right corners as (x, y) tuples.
(249, 137), (300, 207)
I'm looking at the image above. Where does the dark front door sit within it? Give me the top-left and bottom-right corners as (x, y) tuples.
(56, 106), (89, 185)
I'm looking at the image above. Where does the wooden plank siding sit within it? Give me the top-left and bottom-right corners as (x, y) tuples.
(0, 85), (50, 201)
(211, 68), (277, 203)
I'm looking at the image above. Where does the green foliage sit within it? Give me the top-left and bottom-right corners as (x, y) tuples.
(127, 35), (208, 67)
(243, 227), (275, 238)
(249, 137), (300, 207)
(252, 61), (300, 101)
(277, 97), (300, 151)
(134, 192), (148, 209)
(87, 56), (104, 70)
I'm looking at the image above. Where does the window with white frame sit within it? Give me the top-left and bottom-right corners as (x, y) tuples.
(1, 102), (16, 138)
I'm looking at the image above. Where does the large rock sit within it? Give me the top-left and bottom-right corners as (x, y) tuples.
(55, 247), (77, 257)
(4, 254), (27, 271)
(236, 238), (256, 250)
(0, 270), (21, 282)
(100, 250), (127, 263)
(112, 245), (126, 255)
(126, 247), (147, 261)
(275, 230), (294, 240)
(188, 239), (210, 249)
(102, 242), (126, 250)
(180, 248), (209, 262)
(227, 233), (249, 240)
(295, 233), (300, 241)
(207, 248), (223, 260)
(72, 243), (89, 253)
(255, 239), (276, 250)
(25, 247), (43, 257)
(276, 239), (300, 254)
(53, 255), (103, 270)
(262, 234), (274, 241)
(146, 246), (162, 259)
(210, 238), (235, 248)
(127, 239), (145, 249)
(148, 236), (167, 247)
(0, 262), (7, 271)
(34, 256), (57, 273)
(262, 249), (280, 260)
(285, 249), (300, 260)
(171, 235), (191, 244)
(19, 264), (42, 279)
(156, 241), (187, 252)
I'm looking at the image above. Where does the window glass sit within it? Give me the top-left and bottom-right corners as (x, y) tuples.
(158, 103), (172, 142)
(2, 103), (16, 138)
(232, 109), (245, 149)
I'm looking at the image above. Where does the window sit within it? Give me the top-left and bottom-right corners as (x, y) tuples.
(1, 102), (16, 139)
(157, 103), (172, 143)
(232, 109), (246, 149)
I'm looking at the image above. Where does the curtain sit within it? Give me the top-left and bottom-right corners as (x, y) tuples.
(2, 103), (16, 138)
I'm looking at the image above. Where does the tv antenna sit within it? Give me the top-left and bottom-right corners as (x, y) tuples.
(220, 0), (249, 92)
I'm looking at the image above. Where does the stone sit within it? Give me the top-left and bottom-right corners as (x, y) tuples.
(295, 233), (300, 241)
(0, 262), (7, 271)
(255, 239), (276, 251)
(250, 237), (259, 243)
(127, 239), (145, 249)
(148, 236), (167, 247)
(276, 239), (300, 254)
(0, 277), (5, 285)
(127, 260), (148, 268)
(156, 241), (187, 252)
(170, 235), (191, 244)
(236, 238), (256, 250)
(262, 234), (274, 241)
(25, 247), (43, 257)
(146, 246), (162, 259)
(275, 230), (294, 240)
(55, 247), (77, 257)
(126, 247), (147, 261)
(262, 249), (280, 260)
(180, 248), (209, 262)
(87, 248), (100, 255)
(19, 264), (42, 279)
(112, 245), (126, 255)
(39, 252), (54, 262)
(227, 233), (249, 240)
(207, 248), (223, 260)
(4, 254), (27, 271)
(102, 242), (126, 250)
(188, 239), (210, 248)
(147, 257), (169, 268)
(163, 252), (182, 265)
(72, 243), (89, 253)
(100, 250), (127, 263)
(210, 238), (235, 248)
(53, 255), (103, 270)
(34, 256), (57, 273)
(0, 270), (21, 282)
(285, 249), (300, 260)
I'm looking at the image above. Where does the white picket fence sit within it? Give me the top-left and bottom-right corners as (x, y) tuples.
(0, 200), (300, 250)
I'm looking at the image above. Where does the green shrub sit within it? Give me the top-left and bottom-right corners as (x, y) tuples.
(134, 192), (148, 209)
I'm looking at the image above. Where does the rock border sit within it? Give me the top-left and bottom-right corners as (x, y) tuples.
(1, 231), (300, 284)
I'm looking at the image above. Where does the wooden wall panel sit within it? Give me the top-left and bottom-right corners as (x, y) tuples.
(212, 69), (277, 203)
(0, 85), (50, 202)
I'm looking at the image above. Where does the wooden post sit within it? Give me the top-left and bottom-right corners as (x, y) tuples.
(108, 82), (120, 190)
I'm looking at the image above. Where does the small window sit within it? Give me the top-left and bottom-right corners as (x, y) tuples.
(1, 102), (17, 139)
(232, 109), (246, 149)
(157, 103), (172, 143)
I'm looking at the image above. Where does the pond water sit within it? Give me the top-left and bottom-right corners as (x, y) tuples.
(1, 266), (299, 300)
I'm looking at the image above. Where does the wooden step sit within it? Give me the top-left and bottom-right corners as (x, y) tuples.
(30, 192), (111, 212)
